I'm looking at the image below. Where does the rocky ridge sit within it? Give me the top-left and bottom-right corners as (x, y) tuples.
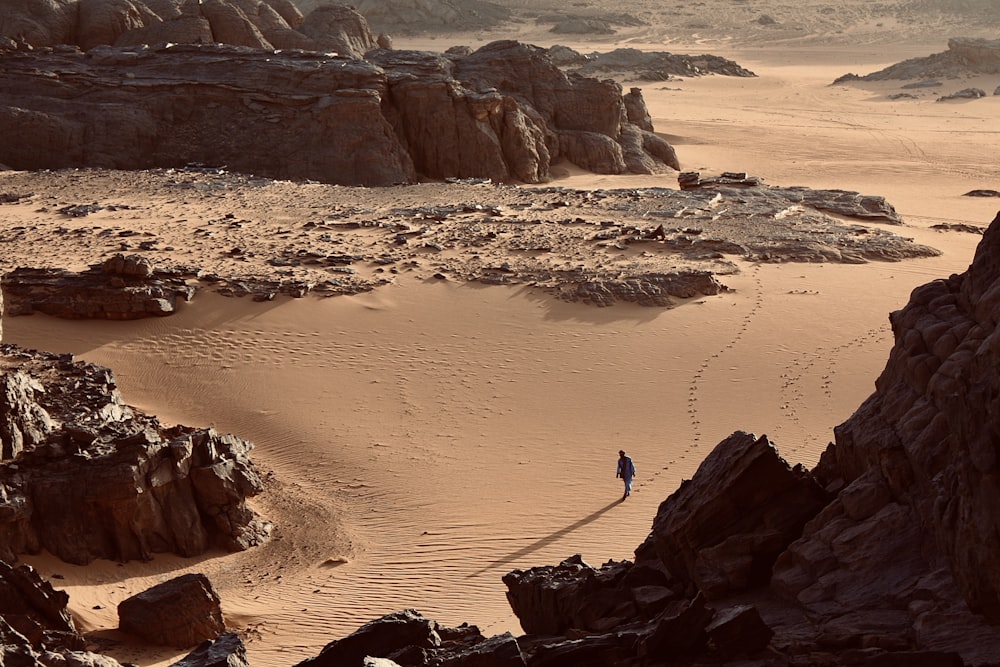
(833, 37), (1000, 100)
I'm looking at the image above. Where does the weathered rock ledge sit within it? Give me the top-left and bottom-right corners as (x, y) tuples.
(0, 343), (271, 566)
(0, 169), (942, 317)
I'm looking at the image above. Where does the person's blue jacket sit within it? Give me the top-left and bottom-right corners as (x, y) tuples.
(617, 456), (636, 480)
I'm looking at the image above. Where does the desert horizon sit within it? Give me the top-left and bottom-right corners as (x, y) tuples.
(2, 1), (1000, 665)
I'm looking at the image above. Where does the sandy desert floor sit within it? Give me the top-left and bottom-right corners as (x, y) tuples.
(3, 5), (1000, 665)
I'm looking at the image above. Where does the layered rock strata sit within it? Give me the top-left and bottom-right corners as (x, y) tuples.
(0, 38), (677, 186)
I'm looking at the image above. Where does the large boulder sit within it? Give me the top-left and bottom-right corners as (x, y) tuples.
(118, 573), (225, 648)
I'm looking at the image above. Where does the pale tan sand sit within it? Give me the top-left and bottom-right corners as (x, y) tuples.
(3, 27), (999, 667)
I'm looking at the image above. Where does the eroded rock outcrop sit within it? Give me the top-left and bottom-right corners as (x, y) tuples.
(834, 37), (1000, 82)
(0, 39), (677, 185)
(0, 344), (271, 565)
(0, 0), (385, 57)
(2, 254), (197, 319)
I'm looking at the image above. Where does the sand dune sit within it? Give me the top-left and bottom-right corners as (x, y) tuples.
(3, 19), (999, 667)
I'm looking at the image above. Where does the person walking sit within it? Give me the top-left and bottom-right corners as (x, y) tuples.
(616, 450), (636, 500)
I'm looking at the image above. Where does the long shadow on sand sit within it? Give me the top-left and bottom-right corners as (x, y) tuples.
(468, 499), (623, 578)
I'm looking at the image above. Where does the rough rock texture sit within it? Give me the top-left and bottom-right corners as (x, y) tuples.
(553, 45), (757, 80)
(118, 573), (225, 648)
(0, 39), (677, 185)
(294, 609), (525, 667)
(679, 171), (904, 224)
(0, 0), (384, 57)
(642, 432), (829, 600)
(3, 254), (197, 319)
(818, 209), (1000, 625)
(834, 37), (1000, 82)
(0, 559), (127, 665)
(170, 632), (250, 667)
(0, 344), (272, 565)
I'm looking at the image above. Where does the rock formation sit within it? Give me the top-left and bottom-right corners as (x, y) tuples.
(834, 37), (1000, 82)
(0, 559), (127, 666)
(552, 46), (757, 80)
(0, 0), (388, 57)
(3, 254), (197, 319)
(118, 573), (226, 648)
(0, 344), (272, 565)
(0, 38), (678, 186)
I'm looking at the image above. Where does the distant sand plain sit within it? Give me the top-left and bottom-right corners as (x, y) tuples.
(4, 8), (1000, 665)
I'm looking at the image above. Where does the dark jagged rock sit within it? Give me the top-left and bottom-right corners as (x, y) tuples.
(0, 560), (83, 652)
(0, 38), (675, 185)
(642, 432), (829, 599)
(2, 255), (197, 319)
(118, 573), (225, 648)
(0, 344), (271, 565)
(0, 559), (128, 664)
(816, 210), (1000, 630)
(170, 632), (250, 667)
(293, 609), (525, 667)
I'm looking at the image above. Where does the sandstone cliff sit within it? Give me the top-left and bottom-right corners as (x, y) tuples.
(0, 0), (383, 57)
(0, 39), (677, 186)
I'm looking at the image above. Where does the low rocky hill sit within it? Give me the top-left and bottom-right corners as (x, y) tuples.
(835, 37), (1000, 82)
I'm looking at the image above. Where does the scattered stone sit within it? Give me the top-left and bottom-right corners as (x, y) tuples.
(937, 87), (987, 101)
(964, 189), (1000, 197)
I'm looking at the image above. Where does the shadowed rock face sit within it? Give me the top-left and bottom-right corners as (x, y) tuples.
(0, 39), (676, 185)
(0, 344), (272, 565)
(823, 210), (1000, 622)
